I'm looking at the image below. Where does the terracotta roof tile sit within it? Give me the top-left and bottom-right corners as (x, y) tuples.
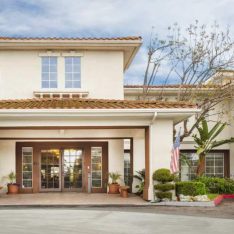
(0, 36), (142, 41)
(0, 98), (196, 110)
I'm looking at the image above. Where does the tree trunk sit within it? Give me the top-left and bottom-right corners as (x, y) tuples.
(196, 153), (206, 176)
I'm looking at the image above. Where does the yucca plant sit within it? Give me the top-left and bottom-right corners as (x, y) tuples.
(193, 118), (234, 176)
(7, 171), (16, 184)
(108, 172), (121, 184)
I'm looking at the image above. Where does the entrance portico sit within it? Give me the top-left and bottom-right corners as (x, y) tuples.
(0, 98), (199, 201)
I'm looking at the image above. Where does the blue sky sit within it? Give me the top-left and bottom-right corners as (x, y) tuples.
(0, 0), (233, 84)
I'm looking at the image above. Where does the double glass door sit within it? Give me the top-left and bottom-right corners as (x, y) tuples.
(40, 148), (83, 191)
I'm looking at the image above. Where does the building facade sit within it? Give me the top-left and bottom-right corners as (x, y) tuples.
(0, 37), (198, 200)
(124, 74), (234, 180)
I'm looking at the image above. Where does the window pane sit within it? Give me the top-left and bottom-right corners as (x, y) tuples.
(41, 57), (57, 89)
(65, 57), (73, 64)
(73, 65), (80, 72)
(65, 64), (73, 72)
(50, 73), (57, 81)
(50, 81), (57, 88)
(42, 57), (49, 64)
(65, 81), (73, 88)
(23, 180), (32, 188)
(73, 81), (81, 88)
(42, 73), (49, 81)
(65, 57), (81, 88)
(73, 57), (80, 63)
(42, 81), (49, 88)
(73, 73), (80, 80)
(42, 65), (49, 73)
(92, 180), (101, 188)
(66, 73), (73, 80)
(50, 65), (57, 73)
(50, 57), (57, 65)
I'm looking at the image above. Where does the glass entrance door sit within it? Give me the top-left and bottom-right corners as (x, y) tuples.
(40, 149), (61, 191)
(62, 149), (83, 191)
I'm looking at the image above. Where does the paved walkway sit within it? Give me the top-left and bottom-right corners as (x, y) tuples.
(0, 192), (147, 206)
(0, 209), (233, 234)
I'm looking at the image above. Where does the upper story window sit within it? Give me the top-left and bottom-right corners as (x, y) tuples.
(65, 57), (81, 88)
(41, 57), (57, 88)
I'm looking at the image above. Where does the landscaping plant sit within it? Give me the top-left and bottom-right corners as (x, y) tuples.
(108, 172), (121, 194)
(195, 176), (234, 194)
(175, 181), (206, 196)
(193, 118), (234, 176)
(153, 168), (175, 201)
(133, 169), (145, 196)
(6, 171), (19, 194)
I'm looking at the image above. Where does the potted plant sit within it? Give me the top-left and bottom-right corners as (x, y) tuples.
(108, 172), (121, 194)
(7, 171), (19, 194)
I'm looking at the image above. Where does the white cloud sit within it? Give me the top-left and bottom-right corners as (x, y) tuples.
(0, 0), (233, 84)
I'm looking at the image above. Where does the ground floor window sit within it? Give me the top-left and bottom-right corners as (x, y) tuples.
(180, 151), (226, 181)
(22, 147), (33, 188)
(124, 151), (131, 186)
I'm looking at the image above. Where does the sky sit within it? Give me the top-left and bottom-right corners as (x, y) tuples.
(0, 0), (233, 84)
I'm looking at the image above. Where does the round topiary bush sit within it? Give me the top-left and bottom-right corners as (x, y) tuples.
(154, 183), (175, 192)
(152, 168), (174, 183)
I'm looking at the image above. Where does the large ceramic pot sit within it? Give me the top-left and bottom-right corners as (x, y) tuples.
(7, 183), (19, 194)
(108, 183), (120, 194)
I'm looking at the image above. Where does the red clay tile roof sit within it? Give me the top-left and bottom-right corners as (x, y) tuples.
(0, 36), (142, 41)
(0, 98), (196, 109)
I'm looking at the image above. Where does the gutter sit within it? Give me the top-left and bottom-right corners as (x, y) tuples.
(0, 108), (200, 114)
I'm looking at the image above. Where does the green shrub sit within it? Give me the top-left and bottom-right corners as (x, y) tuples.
(176, 181), (206, 196)
(154, 183), (175, 192)
(195, 177), (234, 194)
(152, 169), (174, 183)
(155, 191), (172, 200)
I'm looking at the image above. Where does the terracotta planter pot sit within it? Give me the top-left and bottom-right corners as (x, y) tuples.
(7, 183), (19, 194)
(108, 183), (120, 194)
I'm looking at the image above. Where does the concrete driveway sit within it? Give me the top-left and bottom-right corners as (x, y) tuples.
(0, 209), (233, 234)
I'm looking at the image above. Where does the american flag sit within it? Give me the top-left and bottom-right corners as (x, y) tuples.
(170, 131), (181, 173)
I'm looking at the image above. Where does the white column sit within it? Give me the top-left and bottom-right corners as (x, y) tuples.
(148, 120), (174, 201)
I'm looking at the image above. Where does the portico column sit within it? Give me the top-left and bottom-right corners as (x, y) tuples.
(143, 120), (174, 201)
(143, 126), (150, 200)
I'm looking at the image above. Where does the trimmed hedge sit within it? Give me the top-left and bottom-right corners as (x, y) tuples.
(152, 169), (174, 183)
(195, 177), (234, 194)
(176, 181), (206, 196)
(154, 183), (175, 192)
(155, 192), (172, 200)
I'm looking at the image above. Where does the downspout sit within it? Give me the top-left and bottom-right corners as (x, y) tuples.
(150, 111), (157, 125)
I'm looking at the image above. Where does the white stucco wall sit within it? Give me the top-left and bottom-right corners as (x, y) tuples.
(0, 141), (16, 193)
(108, 140), (124, 185)
(132, 136), (145, 193)
(0, 50), (124, 99)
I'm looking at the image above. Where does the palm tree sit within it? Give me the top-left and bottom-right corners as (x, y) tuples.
(193, 118), (234, 176)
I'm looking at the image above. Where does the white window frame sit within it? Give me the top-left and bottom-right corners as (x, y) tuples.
(41, 56), (58, 89)
(205, 153), (224, 177)
(64, 56), (81, 89)
(22, 147), (33, 188)
(91, 147), (102, 188)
